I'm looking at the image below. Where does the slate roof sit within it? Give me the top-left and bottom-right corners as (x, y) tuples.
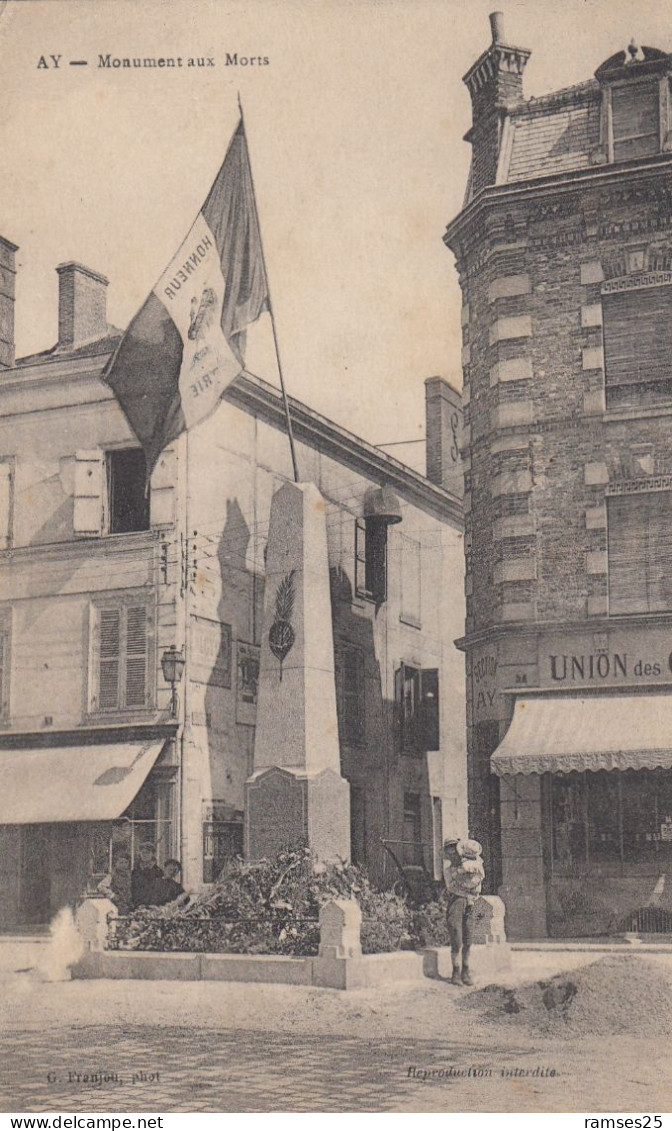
(504, 81), (602, 183)
(16, 330), (123, 366)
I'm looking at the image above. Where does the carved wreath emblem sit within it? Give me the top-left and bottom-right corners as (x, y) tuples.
(268, 570), (296, 680)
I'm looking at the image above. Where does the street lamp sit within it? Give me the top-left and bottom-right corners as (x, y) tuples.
(161, 645), (185, 719)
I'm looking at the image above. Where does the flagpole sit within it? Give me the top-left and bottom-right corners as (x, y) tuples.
(238, 94), (300, 485)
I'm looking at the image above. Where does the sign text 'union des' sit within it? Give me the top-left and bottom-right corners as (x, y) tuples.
(548, 651), (672, 682)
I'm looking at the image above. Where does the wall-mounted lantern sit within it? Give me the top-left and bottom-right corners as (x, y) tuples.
(161, 645), (185, 719)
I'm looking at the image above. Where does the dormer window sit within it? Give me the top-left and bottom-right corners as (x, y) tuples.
(595, 45), (672, 165)
(611, 80), (660, 160)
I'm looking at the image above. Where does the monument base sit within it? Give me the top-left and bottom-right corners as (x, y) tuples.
(244, 765), (351, 863)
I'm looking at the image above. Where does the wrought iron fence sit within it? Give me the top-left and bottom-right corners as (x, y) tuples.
(627, 907), (672, 934)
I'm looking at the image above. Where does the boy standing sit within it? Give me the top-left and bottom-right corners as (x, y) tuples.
(443, 837), (485, 986)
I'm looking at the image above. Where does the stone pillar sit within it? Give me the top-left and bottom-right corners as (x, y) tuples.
(498, 773), (547, 938)
(75, 897), (117, 952)
(245, 481), (350, 863)
(318, 899), (362, 960)
(472, 894), (507, 944)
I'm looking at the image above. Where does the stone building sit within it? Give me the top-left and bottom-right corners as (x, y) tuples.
(445, 13), (672, 937)
(0, 245), (466, 930)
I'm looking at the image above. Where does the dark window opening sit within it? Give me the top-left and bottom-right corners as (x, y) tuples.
(355, 517), (387, 603)
(545, 768), (672, 874)
(335, 642), (365, 747)
(608, 492), (672, 614)
(397, 664), (440, 755)
(202, 820), (244, 883)
(108, 449), (150, 534)
(612, 81), (660, 161)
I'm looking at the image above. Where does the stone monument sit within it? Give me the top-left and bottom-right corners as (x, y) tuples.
(244, 481), (350, 862)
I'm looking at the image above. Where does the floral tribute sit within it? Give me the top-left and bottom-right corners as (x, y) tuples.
(108, 844), (461, 956)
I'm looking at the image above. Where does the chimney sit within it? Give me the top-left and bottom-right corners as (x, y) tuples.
(56, 261), (109, 350)
(463, 13), (531, 195)
(425, 377), (463, 499)
(0, 236), (18, 370)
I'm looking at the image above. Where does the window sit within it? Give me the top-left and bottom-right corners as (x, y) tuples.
(607, 491), (672, 614)
(202, 820), (243, 883)
(547, 769), (672, 873)
(91, 600), (153, 713)
(612, 81), (660, 161)
(400, 534), (421, 627)
(397, 664), (439, 755)
(355, 518), (387, 603)
(603, 284), (672, 407)
(335, 642), (365, 747)
(107, 449), (149, 534)
(74, 448), (149, 537)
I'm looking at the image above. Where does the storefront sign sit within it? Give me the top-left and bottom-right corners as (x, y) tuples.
(471, 650), (499, 718)
(547, 651), (668, 682)
(542, 627), (672, 687)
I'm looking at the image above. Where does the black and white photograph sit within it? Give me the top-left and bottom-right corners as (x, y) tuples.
(1, 0), (672, 1117)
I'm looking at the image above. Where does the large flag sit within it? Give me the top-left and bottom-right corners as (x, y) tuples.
(104, 120), (268, 474)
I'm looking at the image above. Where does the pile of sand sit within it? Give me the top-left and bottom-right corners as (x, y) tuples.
(462, 956), (672, 1037)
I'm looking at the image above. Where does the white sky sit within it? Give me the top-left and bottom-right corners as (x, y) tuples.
(3, 0), (672, 471)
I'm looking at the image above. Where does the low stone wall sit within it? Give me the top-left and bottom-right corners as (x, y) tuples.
(73, 894), (510, 990)
(73, 948), (426, 988)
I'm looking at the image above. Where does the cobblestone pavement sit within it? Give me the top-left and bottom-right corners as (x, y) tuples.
(1, 1022), (669, 1114)
(2, 956), (672, 1113)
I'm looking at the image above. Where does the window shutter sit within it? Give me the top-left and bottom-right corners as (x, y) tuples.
(0, 462), (13, 550)
(604, 287), (672, 391)
(74, 450), (105, 536)
(612, 82), (659, 159)
(354, 519), (367, 597)
(99, 608), (121, 709)
(400, 535), (422, 627)
(125, 605), (148, 707)
(149, 446), (175, 527)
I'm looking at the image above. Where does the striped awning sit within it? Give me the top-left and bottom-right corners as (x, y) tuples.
(491, 694), (672, 776)
(0, 740), (164, 823)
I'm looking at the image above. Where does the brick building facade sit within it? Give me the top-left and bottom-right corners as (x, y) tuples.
(445, 13), (672, 937)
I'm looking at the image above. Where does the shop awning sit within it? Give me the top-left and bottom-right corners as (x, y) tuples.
(0, 740), (165, 824)
(491, 695), (672, 776)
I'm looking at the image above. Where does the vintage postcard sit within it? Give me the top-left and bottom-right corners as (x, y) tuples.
(1, 0), (672, 1117)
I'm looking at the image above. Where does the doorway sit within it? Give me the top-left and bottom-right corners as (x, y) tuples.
(19, 825), (51, 925)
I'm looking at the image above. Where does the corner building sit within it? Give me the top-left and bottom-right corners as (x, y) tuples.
(446, 13), (672, 937)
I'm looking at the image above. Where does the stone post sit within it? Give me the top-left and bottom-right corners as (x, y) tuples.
(75, 897), (116, 952)
(318, 898), (362, 960)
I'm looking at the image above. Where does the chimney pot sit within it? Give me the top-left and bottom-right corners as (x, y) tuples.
(56, 261), (109, 350)
(0, 236), (18, 370)
(490, 11), (505, 43)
